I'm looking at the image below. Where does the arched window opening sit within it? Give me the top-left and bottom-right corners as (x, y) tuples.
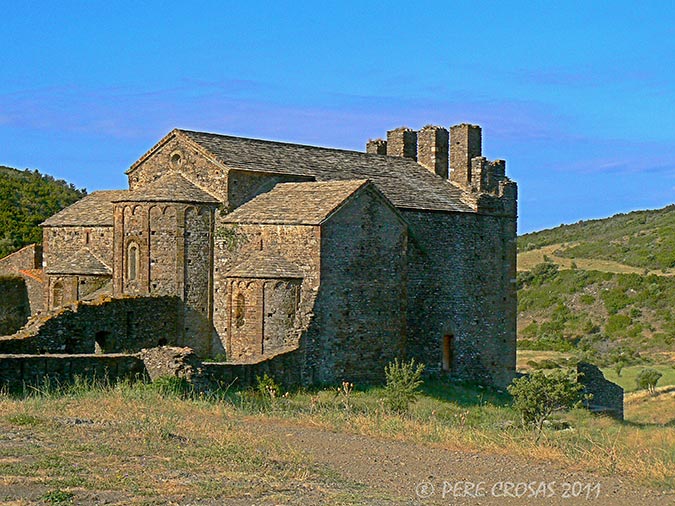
(234, 293), (245, 328)
(127, 242), (139, 281)
(442, 334), (454, 372)
(95, 330), (111, 354)
(52, 281), (64, 309)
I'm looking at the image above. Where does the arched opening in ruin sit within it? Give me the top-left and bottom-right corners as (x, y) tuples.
(157, 337), (168, 346)
(442, 334), (454, 372)
(95, 330), (111, 354)
(52, 281), (64, 309)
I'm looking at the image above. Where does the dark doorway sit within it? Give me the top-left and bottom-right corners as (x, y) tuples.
(95, 331), (111, 354)
(442, 334), (454, 372)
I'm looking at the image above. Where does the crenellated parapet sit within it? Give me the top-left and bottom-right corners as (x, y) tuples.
(366, 122), (517, 216)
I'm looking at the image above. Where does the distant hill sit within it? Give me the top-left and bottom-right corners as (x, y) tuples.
(519, 205), (675, 272)
(0, 166), (86, 258)
(517, 204), (675, 368)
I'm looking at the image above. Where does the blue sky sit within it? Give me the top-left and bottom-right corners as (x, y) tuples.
(2, 1), (675, 233)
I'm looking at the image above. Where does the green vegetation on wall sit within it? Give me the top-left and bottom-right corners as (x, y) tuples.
(0, 166), (85, 258)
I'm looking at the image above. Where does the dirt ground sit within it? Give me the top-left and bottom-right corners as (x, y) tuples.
(246, 419), (673, 506)
(2, 417), (673, 505)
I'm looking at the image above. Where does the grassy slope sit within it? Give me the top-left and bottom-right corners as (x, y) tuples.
(0, 166), (85, 258)
(519, 204), (675, 271)
(517, 204), (675, 371)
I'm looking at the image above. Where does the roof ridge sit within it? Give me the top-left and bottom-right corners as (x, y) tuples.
(178, 129), (395, 159)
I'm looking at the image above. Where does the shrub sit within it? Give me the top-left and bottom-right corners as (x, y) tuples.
(635, 368), (662, 394)
(383, 358), (425, 413)
(507, 369), (585, 440)
(256, 373), (281, 400)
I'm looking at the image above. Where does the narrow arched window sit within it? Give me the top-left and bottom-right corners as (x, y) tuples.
(52, 281), (64, 308)
(442, 334), (454, 372)
(234, 293), (245, 327)
(127, 242), (139, 281)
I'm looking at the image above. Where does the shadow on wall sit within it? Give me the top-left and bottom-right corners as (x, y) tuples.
(0, 277), (31, 335)
(0, 296), (218, 357)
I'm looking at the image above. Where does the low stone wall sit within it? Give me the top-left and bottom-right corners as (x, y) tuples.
(0, 353), (146, 393)
(577, 362), (624, 420)
(0, 296), (182, 355)
(0, 277), (31, 335)
(203, 349), (304, 389)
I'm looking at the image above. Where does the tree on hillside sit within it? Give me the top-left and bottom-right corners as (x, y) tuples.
(0, 166), (85, 258)
(635, 368), (662, 394)
(507, 369), (586, 441)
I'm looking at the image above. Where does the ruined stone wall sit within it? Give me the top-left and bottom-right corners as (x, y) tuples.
(0, 277), (31, 335)
(0, 353), (146, 393)
(47, 275), (78, 309)
(0, 245), (45, 315)
(578, 362), (624, 420)
(202, 348), (304, 389)
(0, 244), (42, 273)
(212, 224), (320, 358)
(308, 188), (408, 384)
(43, 226), (113, 270)
(0, 296), (182, 355)
(403, 210), (517, 387)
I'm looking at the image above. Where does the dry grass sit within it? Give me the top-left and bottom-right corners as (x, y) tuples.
(517, 243), (674, 275)
(1, 379), (674, 503)
(0, 385), (378, 505)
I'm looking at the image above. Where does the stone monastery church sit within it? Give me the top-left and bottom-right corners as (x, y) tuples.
(6, 123), (518, 387)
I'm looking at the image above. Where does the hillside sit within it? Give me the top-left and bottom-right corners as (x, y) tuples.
(519, 204), (675, 271)
(517, 204), (675, 368)
(0, 166), (85, 258)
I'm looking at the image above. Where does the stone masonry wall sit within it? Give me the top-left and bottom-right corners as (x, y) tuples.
(307, 187), (408, 384)
(0, 244), (45, 315)
(113, 201), (215, 357)
(403, 209), (517, 387)
(128, 136), (229, 201)
(0, 353), (146, 393)
(212, 224), (321, 358)
(0, 277), (31, 335)
(43, 226), (113, 271)
(578, 362), (624, 420)
(183, 206), (215, 356)
(0, 244), (42, 273)
(0, 296), (182, 355)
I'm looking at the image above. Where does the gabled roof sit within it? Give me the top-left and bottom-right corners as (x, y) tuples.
(45, 248), (112, 276)
(113, 172), (219, 204)
(41, 190), (128, 227)
(225, 250), (303, 279)
(222, 180), (370, 225)
(129, 129), (473, 213)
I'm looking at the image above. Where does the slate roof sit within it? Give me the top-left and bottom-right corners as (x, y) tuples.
(225, 251), (303, 279)
(45, 248), (112, 275)
(132, 129), (473, 213)
(41, 190), (128, 227)
(113, 172), (219, 204)
(222, 180), (370, 225)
